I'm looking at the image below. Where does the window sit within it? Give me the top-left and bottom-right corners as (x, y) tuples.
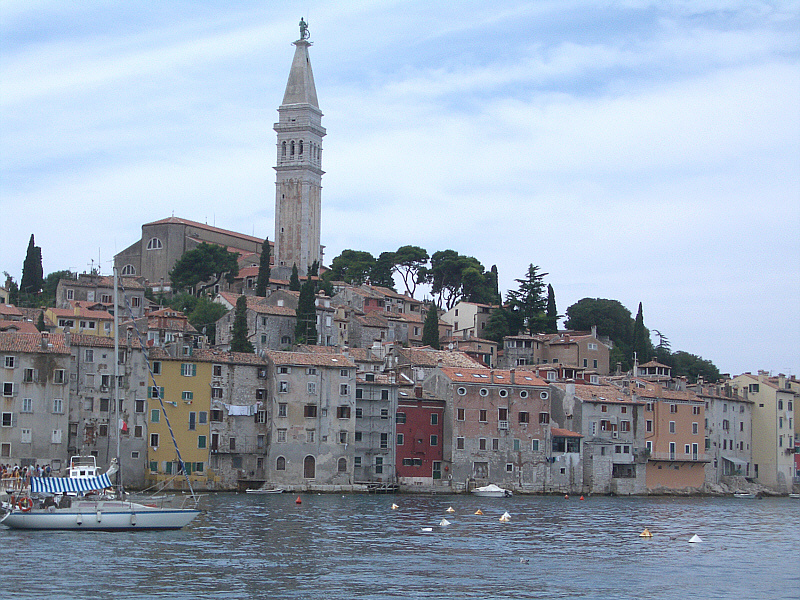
(340, 384), (350, 396)
(304, 404), (318, 418)
(355, 388), (363, 400)
(339, 431), (348, 444)
(375, 457), (383, 474)
(4, 356), (14, 369)
(337, 458), (347, 473)
(340, 369), (349, 377)
(457, 437), (465, 450)
(620, 420), (630, 432)
(131, 296), (141, 308)
(380, 408), (389, 420)
(22, 368), (35, 383)
(479, 438), (487, 450)
(149, 386), (164, 399)
(279, 381), (289, 393)
(479, 409), (487, 422)
(531, 439), (540, 451)
(692, 405), (701, 415)
(210, 409), (223, 422)
(182, 391), (194, 403)
(307, 382), (317, 395)
(692, 422), (699, 435)
(669, 421), (676, 434)
(277, 403), (287, 418)
(499, 389), (508, 398)
(396, 412), (406, 424)
(307, 429), (316, 443)
(146, 237), (163, 250)
(2, 382), (13, 397)
(151, 409), (160, 423)
(229, 438), (236, 451)
(520, 390), (529, 399)
(670, 404), (677, 413)
(212, 387), (223, 399)
(646, 420), (653, 432)
(646, 402), (653, 412)
(354, 431), (362, 442)
(380, 433), (389, 449)
(22, 398), (32, 413)
(601, 405), (608, 413)
(539, 412), (550, 424)
(134, 425), (143, 438)
(181, 363), (196, 377)
(479, 388), (489, 397)
(150, 433), (159, 447)
(52, 398), (63, 413)
(255, 410), (266, 424)
(456, 408), (465, 421)
(337, 406), (351, 419)
(506, 463), (514, 473)
(457, 387), (467, 396)
(397, 433), (404, 445)
(152, 361), (162, 375)
(197, 435), (207, 449)
(588, 343), (598, 350)
(53, 369), (65, 384)
(277, 429), (287, 443)
(431, 413), (439, 425)
(306, 367), (317, 375)
(188, 412), (196, 431)
(1, 413), (11, 427)
(430, 435), (438, 446)
(276, 456), (286, 471)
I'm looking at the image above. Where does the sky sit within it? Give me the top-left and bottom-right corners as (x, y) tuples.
(1, 1), (798, 377)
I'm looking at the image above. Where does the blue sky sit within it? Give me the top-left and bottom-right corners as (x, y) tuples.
(1, 1), (798, 377)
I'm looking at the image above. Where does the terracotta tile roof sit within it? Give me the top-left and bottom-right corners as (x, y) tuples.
(69, 333), (145, 349)
(396, 347), (485, 369)
(356, 373), (397, 384)
(355, 313), (389, 327)
(235, 266), (261, 279)
(440, 367), (547, 386)
(0, 320), (40, 334)
(49, 307), (114, 320)
(345, 348), (384, 363)
(16, 307), (43, 322)
(145, 216), (267, 245)
(265, 349), (356, 368)
(0, 305), (23, 318)
(147, 347), (267, 365)
(59, 275), (145, 290)
(551, 383), (642, 404)
(551, 427), (583, 438)
(634, 385), (700, 402)
(441, 335), (497, 345)
(0, 332), (70, 354)
(638, 360), (671, 368)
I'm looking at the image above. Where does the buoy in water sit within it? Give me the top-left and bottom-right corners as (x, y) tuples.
(295, 496), (302, 505)
(439, 518), (451, 527)
(446, 506), (455, 513)
(421, 527), (433, 532)
(391, 503), (399, 510)
(580, 495), (585, 501)
(688, 534), (702, 543)
(564, 494), (569, 500)
(474, 509), (483, 515)
(639, 528), (653, 538)
(499, 511), (511, 522)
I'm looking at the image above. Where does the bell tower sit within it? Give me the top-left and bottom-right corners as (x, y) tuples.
(273, 19), (325, 277)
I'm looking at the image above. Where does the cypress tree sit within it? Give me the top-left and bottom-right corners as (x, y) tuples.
(295, 279), (317, 345)
(631, 302), (649, 366)
(545, 284), (558, 333)
(230, 295), (254, 353)
(36, 312), (46, 332)
(255, 238), (271, 297)
(20, 234), (43, 297)
(422, 303), (440, 349)
(289, 264), (301, 291)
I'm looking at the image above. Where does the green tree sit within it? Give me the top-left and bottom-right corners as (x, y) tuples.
(565, 298), (635, 368)
(422, 250), (491, 309)
(188, 297), (228, 345)
(392, 245), (428, 298)
(169, 293), (199, 315)
(40, 270), (74, 307)
(371, 252), (396, 289)
(255, 238), (271, 297)
(20, 234), (43, 301)
(544, 284), (558, 333)
(669, 351), (721, 383)
(230, 295), (253, 353)
(653, 330), (672, 365)
(295, 279), (318, 345)
(506, 265), (548, 334)
(169, 243), (239, 296)
(289, 264), (301, 291)
(327, 249), (376, 285)
(631, 302), (652, 365)
(422, 303), (440, 349)
(36, 312), (46, 332)
(483, 307), (511, 347)
(308, 260), (319, 277)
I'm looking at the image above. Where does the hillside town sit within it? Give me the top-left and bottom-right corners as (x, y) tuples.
(1, 23), (797, 497)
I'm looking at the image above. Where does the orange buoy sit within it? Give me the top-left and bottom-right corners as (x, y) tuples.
(295, 496), (302, 505)
(580, 495), (585, 501)
(564, 494), (569, 500)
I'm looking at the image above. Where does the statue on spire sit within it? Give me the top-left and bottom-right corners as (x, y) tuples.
(299, 18), (309, 40)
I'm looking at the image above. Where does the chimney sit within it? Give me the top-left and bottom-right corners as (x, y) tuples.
(490, 370), (495, 384)
(436, 358), (443, 369)
(591, 325), (597, 339)
(510, 368), (515, 384)
(414, 385), (422, 398)
(41, 330), (50, 349)
(64, 329), (71, 347)
(566, 379), (575, 397)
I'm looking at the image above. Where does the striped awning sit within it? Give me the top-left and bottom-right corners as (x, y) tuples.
(31, 474), (113, 494)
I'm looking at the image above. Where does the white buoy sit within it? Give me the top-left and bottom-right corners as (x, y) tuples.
(446, 506), (455, 513)
(421, 527), (433, 532)
(688, 534), (703, 543)
(499, 511), (511, 522)
(439, 518), (451, 527)
(391, 503), (399, 510)
(639, 528), (653, 538)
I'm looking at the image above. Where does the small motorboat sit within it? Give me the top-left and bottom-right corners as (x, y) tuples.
(733, 492), (757, 499)
(471, 484), (512, 498)
(245, 487), (284, 495)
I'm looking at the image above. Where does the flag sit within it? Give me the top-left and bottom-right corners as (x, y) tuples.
(119, 419), (128, 433)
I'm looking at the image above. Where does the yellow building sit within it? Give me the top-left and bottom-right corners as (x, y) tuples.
(146, 349), (212, 489)
(45, 305), (114, 337)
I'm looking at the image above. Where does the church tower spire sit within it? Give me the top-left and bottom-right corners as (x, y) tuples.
(273, 19), (325, 277)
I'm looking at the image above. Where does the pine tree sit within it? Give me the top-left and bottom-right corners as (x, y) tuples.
(20, 234), (43, 298)
(295, 279), (317, 345)
(255, 238), (271, 297)
(506, 264), (548, 334)
(230, 295), (254, 353)
(422, 303), (440, 349)
(545, 284), (558, 333)
(289, 264), (301, 291)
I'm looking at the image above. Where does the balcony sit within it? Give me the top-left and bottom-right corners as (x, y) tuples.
(649, 451), (710, 463)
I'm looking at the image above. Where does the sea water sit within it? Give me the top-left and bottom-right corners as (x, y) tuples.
(4, 493), (798, 599)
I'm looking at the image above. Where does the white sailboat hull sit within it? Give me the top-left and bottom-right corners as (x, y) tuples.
(1, 500), (200, 531)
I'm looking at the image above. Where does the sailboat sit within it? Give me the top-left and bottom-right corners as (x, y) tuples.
(1, 269), (201, 531)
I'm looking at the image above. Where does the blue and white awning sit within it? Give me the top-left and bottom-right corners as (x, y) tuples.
(31, 474), (113, 494)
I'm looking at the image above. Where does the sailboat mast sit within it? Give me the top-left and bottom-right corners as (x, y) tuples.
(113, 267), (121, 485)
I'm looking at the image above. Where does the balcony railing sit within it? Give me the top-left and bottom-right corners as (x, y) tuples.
(649, 451), (709, 462)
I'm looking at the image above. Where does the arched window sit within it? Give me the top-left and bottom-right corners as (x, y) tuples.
(290, 141), (295, 156)
(282, 141), (286, 157)
(146, 238), (163, 250)
(121, 264), (136, 276)
(276, 456), (286, 471)
(281, 335), (292, 345)
(303, 455), (315, 479)
(299, 140), (303, 155)
(337, 458), (347, 473)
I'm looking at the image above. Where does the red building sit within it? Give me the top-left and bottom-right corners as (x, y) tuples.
(395, 386), (445, 488)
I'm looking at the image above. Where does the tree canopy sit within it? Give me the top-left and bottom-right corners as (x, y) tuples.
(41, 270), (74, 307)
(391, 245), (428, 298)
(371, 252), (396, 290)
(169, 243), (239, 296)
(421, 250), (495, 309)
(506, 265), (549, 335)
(422, 303), (440, 349)
(230, 295), (253, 353)
(295, 279), (318, 345)
(326, 249), (376, 285)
